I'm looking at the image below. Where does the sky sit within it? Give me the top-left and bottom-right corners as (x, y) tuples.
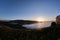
(0, 0), (60, 21)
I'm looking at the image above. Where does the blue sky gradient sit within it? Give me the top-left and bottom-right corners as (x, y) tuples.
(0, 0), (60, 20)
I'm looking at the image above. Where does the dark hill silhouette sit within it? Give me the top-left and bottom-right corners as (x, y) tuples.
(9, 20), (38, 25)
(0, 20), (38, 29)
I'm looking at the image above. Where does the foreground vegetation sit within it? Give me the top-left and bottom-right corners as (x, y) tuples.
(0, 25), (60, 40)
(0, 20), (60, 40)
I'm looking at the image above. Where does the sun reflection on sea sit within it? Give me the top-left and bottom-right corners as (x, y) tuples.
(36, 22), (45, 29)
(36, 22), (51, 29)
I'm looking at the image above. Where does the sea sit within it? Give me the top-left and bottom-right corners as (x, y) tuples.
(23, 21), (53, 29)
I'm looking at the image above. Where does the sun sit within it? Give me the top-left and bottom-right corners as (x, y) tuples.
(37, 19), (44, 21)
(37, 18), (44, 21)
(36, 17), (46, 22)
(33, 17), (48, 22)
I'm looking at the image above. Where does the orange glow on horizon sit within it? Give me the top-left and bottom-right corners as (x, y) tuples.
(34, 17), (49, 22)
(37, 18), (46, 22)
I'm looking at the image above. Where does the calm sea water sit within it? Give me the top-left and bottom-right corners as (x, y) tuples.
(23, 21), (52, 29)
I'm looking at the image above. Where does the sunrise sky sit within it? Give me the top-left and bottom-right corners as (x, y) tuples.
(0, 0), (60, 21)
